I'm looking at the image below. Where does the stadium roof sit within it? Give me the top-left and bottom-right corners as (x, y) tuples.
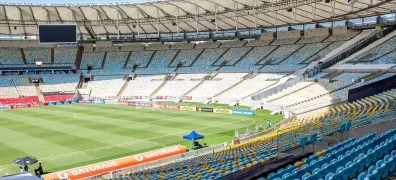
(0, 0), (394, 36)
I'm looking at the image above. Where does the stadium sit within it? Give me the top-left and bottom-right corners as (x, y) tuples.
(0, 0), (395, 179)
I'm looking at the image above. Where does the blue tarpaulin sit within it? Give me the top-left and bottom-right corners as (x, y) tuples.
(183, 130), (204, 141)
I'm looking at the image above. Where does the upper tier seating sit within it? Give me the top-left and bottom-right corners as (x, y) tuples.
(127, 51), (154, 68)
(303, 41), (345, 63)
(121, 75), (166, 96)
(0, 47), (24, 66)
(170, 49), (203, 67)
(220, 46), (277, 72)
(40, 75), (80, 92)
(24, 47), (51, 65)
(179, 48), (227, 73)
(81, 53), (104, 69)
(88, 75), (125, 98)
(136, 50), (178, 73)
(347, 36), (396, 64)
(216, 73), (284, 99)
(279, 42), (331, 65)
(54, 47), (77, 65)
(215, 47), (252, 66)
(187, 73), (247, 98)
(91, 52), (130, 74)
(154, 74), (207, 97)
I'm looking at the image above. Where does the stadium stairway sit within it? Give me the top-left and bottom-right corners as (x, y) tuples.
(34, 84), (45, 102)
(117, 75), (131, 96)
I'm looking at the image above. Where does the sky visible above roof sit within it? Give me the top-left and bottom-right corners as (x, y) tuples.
(2, 0), (160, 4)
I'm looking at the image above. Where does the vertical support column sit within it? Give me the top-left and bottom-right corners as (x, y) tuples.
(195, 5), (199, 34)
(215, 5), (218, 32)
(156, 8), (160, 36)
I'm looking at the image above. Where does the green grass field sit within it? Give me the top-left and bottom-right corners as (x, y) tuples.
(0, 104), (282, 176)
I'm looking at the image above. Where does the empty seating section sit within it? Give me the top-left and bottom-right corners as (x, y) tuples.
(171, 43), (195, 49)
(292, 73), (395, 111)
(281, 43), (331, 65)
(122, 75), (166, 96)
(171, 49), (203, 67)
(264, 82), (315, 102)
(258, 129), (396, 180)
(136, 50), (178, 73)
(54, 47), (77, 65)
(216, 73), (283, 99)
(304, 41), (344, 63)
(81, 53), (104, 69)
(44, 95), (74, 102)
(324, 31), (360, 42)
(0, 47), (24, 66)
(220, 46), (277, 72)
(154, 74), (206, 97)
(179, 48), (227, 72)
(220, 41), (247, 48)
(40, 76), (80, 92)
(0, 78), (20, 98)
(88, 75), (125, 98)
(92, 52), (130, 74)
(127, 51), (153, 68)
(195, 42), (220, 49)
(13, 78), (37, 97)
(297, 36), (327, 44)
(332, 72), (370, 82)
(187, 73), (247, 97)
(271, 38), (300, 45)
(262, 45), (303, 65)
(215, 47), (252, 65)
(24, 47), (51, 65)
(347, 36), (396, 64)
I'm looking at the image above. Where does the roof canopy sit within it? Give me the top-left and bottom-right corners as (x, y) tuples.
(183, 130), (204, 141)
(0, 0), (393, 36)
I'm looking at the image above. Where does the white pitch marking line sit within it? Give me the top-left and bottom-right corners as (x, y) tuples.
(0, 118), (253, 169)
(5, 173), (8, 175)
(0, 169), (2, 171)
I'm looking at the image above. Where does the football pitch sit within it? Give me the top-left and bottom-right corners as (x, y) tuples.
(0, 104), (282, 176)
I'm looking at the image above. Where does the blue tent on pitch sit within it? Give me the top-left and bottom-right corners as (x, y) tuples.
(183, 130), (204, 140)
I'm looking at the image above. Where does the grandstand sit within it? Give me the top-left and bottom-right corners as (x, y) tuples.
(0, 0), (395, 179)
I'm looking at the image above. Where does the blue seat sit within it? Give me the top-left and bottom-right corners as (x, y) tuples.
(358, 172), (367, 180)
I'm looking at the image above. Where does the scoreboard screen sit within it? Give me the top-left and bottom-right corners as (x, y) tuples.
(38, 24), (77, 44)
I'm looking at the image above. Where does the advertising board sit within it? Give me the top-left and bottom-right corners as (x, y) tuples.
(232, 109), (255, 116)
(180, 106), (196, 111)
(196, 107), (213, 112)
(213, 108), (233, 114)
(42, 145), (187, 180)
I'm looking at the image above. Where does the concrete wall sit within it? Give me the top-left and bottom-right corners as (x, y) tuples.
(277, 30), (301, 39)
(0, 40), (55, 47)
(259, 32), (274, 40)
(304, 28), (330, 38)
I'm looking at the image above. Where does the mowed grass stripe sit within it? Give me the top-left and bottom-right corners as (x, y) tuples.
(28, 108), (169, 140)
(46, 105), (237, 131)
(0, 110), (143, 146)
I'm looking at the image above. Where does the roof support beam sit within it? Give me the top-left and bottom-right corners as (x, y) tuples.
(97, 6), (121, 35)
(54, 7), (64, 22)
(114, 6), (146, 34)
(17, 7), (27, 38)
(2, 5), (12, 35)
(68, 8), (85, 39)
(29, 7), (38, 25)
(95, 9), (109, 38)
(43, 8), (51, 22)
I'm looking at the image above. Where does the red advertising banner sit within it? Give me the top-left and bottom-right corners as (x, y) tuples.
(42, 145), (187, 180)
(165, 105), (180, 110)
